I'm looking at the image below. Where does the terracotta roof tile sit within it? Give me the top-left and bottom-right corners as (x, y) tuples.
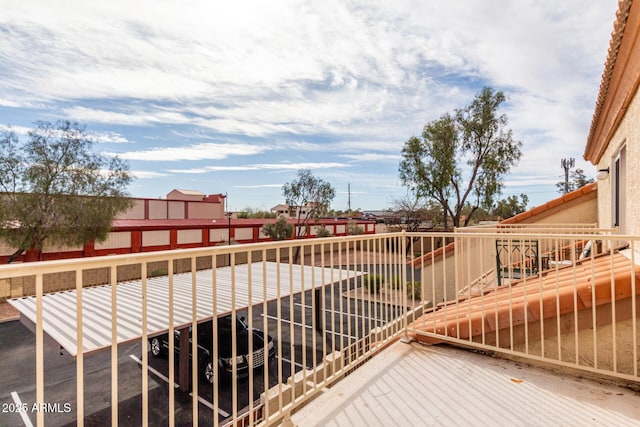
(500, 182), (596, 225)
(410, 242), (455, 267)
(411, 183), (596, 269)
(410, 251), (639, 342)
(584, 0), (634, 162)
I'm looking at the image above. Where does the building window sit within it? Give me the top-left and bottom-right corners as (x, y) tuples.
(612, 146), (626, 230)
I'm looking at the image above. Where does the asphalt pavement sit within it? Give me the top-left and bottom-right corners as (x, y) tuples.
(0, 269), (405, 426)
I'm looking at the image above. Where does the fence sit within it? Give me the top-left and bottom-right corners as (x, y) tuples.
(1, 227), (639, 426)
(407, 226), (640, 385)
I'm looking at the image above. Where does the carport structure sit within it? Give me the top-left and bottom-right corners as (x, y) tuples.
(9, 261), (364, 392)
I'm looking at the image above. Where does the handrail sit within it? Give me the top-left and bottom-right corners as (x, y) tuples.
(2, 228), (639, 426)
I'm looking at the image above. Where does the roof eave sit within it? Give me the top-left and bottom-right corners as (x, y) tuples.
(584, 0), (635, 164)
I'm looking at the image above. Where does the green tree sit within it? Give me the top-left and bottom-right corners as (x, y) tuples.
(399, 113), (457, 229)
(282, 169), (335, 238)
(493, 194), (529, 219)
(399, 87), (522, 227)
(0, 121), (133, 262)
(262, 216), (293, 241)
(237, 207), (277, 219)
(460, 203), (491, 225)
(555, 168), (594, 194)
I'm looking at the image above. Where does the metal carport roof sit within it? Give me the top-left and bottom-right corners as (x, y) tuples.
(8, 262), (362, 357)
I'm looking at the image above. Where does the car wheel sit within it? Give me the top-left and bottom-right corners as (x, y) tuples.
(150, 337), (164, 358)
(203, 360), (215, 384)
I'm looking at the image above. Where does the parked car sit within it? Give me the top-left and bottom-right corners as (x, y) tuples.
(150, 315), (276, 384)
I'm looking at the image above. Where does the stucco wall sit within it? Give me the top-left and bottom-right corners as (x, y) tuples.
(148, 200), (167, 219)
(419, 253), (457, 306)
(168, 201), (185, 219)
(598, 87), (640, 235)
(166, 190), (204, 201)
(188, 202), (220, 219)
(118, 199), (145, 219)
(510, 193), (597, 225)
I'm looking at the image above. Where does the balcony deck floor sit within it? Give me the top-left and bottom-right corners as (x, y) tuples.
(291, 341), (640, 426)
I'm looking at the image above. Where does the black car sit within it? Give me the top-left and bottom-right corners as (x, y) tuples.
(150, 315), (276, 384)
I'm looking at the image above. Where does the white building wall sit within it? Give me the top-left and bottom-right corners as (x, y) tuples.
(177, 229), (201, 245)
(188, 202), (219, 219)
(148, 200), (167, 219)
(95, 232), (132, 250)
(234, 228), (253, 241)
(168, 201), (185, 219)
(210, 229), (229, 243)
(142, 230), (170, 247)
(597, 88), (640, 236)
(119, 199), (145, 219)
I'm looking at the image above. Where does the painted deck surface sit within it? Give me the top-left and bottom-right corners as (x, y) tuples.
(291, 341), (640, 426)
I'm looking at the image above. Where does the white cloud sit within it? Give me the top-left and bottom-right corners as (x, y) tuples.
(1, 1), (615, 144)
(90, 131), (130, 144)
(0, 0), (620, 209)
(110, 142), (270, 161)
(131, 170), (168, 179)
(0, 125), (32, 136)
(341, 153), (402, 162)
(168, 162), (350, 174)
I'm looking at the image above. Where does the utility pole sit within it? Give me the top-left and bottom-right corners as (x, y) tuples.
(561, 158), (575, 194)
(347, 183), (351, 217)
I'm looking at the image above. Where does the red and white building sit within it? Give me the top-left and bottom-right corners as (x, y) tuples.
(0, 189), (375, 262)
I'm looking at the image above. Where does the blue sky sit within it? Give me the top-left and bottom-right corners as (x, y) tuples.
(0, 0), (619, 212)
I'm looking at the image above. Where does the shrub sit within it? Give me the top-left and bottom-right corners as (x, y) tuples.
(365, 274), (383, 294)
(347, 220), (364, 235)
(262, 216), (293, 241)
(406, 281), (422, 300)
(389, 275), (403, 289)
(316, 225), (332, 238)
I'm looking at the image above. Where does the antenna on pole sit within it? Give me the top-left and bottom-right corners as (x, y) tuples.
(560, 158), (575, 194)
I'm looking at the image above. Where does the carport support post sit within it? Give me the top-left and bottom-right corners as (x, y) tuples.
(179, 327), (190, 391)
(314, 287), (323, 333)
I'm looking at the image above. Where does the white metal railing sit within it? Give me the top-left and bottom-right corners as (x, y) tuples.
(1, 234), (411, 426)
(1, 228), (639, 426)
(406, 229), (640, 385)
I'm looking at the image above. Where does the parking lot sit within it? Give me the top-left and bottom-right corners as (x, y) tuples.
(0, 267), (407, 426)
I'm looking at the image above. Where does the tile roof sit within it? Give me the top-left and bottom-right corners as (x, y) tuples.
(410, 183), (597, 268)
(409, 241), (455, 268)
(584, 0), (634, 162)
(500, 182), (597, 224)
(410, 250), (640, 341)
